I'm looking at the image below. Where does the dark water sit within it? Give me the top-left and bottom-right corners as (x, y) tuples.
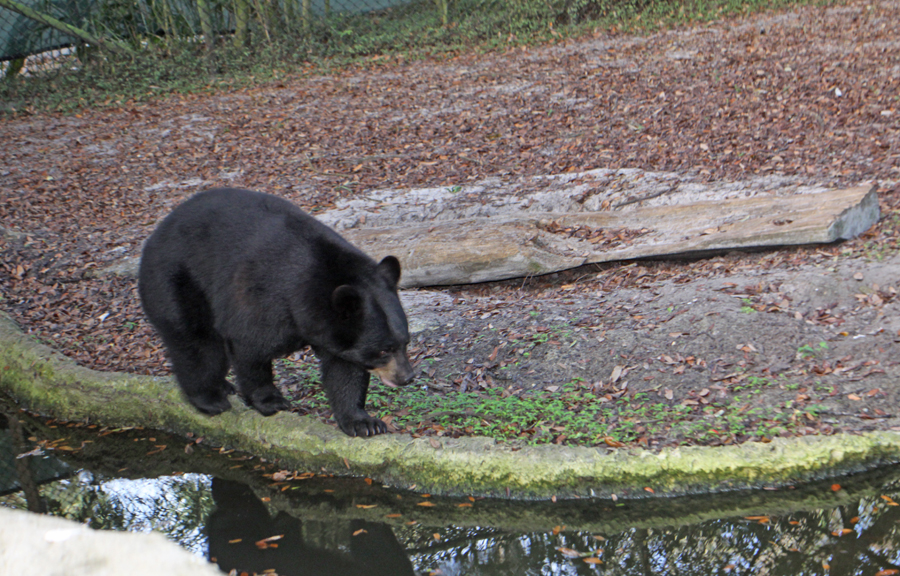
(4, 404), (900, 576)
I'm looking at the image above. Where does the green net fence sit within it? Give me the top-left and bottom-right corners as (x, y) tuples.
(0, 0), (452, 76)
(0, 0), (605, 79)
(0, 0), (425, 60)
(0, 0), (86, 62)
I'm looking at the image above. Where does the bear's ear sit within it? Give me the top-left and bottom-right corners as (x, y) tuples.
(377, 256), (402, 288)
(331, 285), (362, 320)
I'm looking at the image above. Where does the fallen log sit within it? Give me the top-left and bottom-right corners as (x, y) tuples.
(344, 185), (879, 287)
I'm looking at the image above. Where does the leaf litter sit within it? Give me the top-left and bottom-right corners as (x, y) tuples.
(1, 0), (900, 451)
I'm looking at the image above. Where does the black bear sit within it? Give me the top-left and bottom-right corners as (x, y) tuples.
(138, 188), (414, 437)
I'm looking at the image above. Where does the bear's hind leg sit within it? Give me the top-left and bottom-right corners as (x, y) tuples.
(166, 337), (234, 416)
(318, 352), (387, 437)
(232, 357), (290, 416)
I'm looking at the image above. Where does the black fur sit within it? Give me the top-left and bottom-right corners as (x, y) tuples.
(138, 188), (414, 437)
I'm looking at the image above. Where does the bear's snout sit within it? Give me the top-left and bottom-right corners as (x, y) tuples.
(370, 351), (415, 388)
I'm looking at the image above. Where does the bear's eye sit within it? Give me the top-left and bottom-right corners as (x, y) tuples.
(376, 347), (396, 360)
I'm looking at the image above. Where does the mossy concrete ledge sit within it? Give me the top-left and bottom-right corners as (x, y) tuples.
(3, 312), (900, 500)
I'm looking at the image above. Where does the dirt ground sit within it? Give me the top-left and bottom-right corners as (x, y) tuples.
(1, 0), (899, 449)
(386, 217), (900, 445)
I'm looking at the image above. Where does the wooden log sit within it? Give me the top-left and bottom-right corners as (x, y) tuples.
(344, 185), (879, 288)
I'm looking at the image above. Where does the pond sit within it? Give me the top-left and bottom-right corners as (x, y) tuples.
(3, 403), (900, 576)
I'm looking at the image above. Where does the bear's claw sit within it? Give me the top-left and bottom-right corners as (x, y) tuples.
(187, 388), (233, 416)
(243, 386), (291, 416)
(341, 415), (388, 438)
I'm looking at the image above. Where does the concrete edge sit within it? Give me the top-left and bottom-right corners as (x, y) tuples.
(2, 311), (899, 500)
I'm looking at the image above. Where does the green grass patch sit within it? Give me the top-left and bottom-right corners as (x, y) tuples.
(797, 341), (829, 360)
(277, 359), (828, 448)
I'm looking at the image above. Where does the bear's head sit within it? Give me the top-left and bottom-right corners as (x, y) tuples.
(330, 256), (414, 387)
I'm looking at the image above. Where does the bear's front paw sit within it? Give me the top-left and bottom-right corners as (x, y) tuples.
(244, 386), (291, 416)
(339, 415), (388, 438)
(187, 388), (233, 416)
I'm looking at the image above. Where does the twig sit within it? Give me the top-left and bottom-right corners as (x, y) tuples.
(613, 182), (680, 209)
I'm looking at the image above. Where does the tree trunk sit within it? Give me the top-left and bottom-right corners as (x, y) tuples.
(437, 0), (448, 27)
(196, 0), (215, 51)
(233, 0), (250, 48)
(3, 57), (25, 79)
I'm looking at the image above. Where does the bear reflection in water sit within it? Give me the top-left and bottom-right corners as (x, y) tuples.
(207, 479), (415, 576)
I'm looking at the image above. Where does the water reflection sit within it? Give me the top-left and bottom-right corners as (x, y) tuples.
(4, 407), (900, 575)
(208, 478), (415, 575)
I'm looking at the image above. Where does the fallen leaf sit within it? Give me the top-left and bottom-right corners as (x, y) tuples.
(557, 547), (581, 558)
(610, 365), (624, 383)
(255, 535), (284, 549)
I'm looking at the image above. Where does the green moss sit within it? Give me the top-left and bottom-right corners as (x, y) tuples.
(3, 311), (900, 499)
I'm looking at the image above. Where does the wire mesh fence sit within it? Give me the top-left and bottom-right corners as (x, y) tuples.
(0, 0), (406, 59)
(0, 0), (610, 80)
